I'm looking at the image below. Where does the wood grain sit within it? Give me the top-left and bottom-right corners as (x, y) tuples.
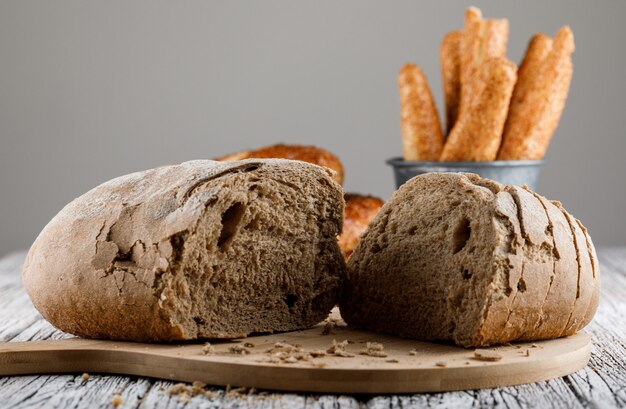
(0, 249), (625, 407)
(0, 323), (590, 394)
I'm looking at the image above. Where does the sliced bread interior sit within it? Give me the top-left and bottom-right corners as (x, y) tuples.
(341, 172), (599, 347)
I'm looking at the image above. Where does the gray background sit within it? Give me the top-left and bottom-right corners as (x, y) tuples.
(1, 0), (624, 256)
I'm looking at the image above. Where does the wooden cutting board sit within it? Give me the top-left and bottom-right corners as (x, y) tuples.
(0, 311), (590, 394)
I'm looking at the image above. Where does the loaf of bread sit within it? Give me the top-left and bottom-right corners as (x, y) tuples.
(339, 194), (384, 260)
(341, 172), (599, 347)
(216, 144), (344, 185)
(23, 159), (346, 341)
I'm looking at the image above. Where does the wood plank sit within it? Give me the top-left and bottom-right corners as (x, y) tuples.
(0, 249), (624, 408)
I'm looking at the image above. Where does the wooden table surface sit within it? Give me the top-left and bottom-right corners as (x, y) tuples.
(1, 249), (625, 409)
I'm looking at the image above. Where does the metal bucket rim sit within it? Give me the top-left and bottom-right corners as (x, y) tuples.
(386, 157), (545, 168)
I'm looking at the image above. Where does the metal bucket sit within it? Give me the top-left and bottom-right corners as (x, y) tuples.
(386, 157), (545, 191)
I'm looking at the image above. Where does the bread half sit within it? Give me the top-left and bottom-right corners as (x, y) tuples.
(341, 172), (599, 347)
(23, 159), (345, 341)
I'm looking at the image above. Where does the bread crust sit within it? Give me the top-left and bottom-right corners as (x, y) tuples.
(498, 27), (574, 160)
(498, 187), (554, 341)
(216, 144), (344, 185)
(558, 205), (594, 336)
(22, 159), (345, 341)
(339, 194), (384, 260)
(398, 64), (444, 161)
(440, 31), (463, 135)
(577, 219), (600, 331)
(440, 57), (517, 161)
(477, 189), (523, 345)
(530, 193), (579, 339)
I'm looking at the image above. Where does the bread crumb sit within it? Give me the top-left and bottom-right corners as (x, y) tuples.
(327, 339), (355, 357)
(515, 345), (522, 349)
(166, 383), (188, 396)
(283, 356), (298, 364)
(228, 386), (249, 396)
(386, 359), (400, 363)
(268, 342), (301, 353)
(243, 342), (255, 348)
(202, 342), (215, 355)
(409, 349), (418, 356)
(260, 342), (320, 364)
(82, 372), (90, 381)
(531, 343), (539, 348)
(465, 361), (471, 365)
(525, 349), (530, 357)
(359, 342), (388, 358)
(229, 344), (251, 355)
(321, 320), (336, 335)
(111, 394), (123, 407)
(191, 381), (206, 394)
(166, 382), (215, 401)
(435, 361), (447, 367)
(310, 349), (327, 358)
(474, 349), (503, 362)
(311, 362), (327, 368)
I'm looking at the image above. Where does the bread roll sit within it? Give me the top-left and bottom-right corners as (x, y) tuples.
(339, 194), (384, 260)
(216, 144), (344, 185)
(23, 159), (346, 341)
(341, 173), (599, 347)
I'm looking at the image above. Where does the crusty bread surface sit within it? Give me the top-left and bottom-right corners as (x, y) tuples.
(23, 159), (346, 341)
(339, 194), (384, 261)
(216, 144), (344, 185)
(341, 172), (599, 347)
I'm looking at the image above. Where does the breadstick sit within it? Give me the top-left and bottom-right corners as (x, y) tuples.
(459, 7), (482, 117)
(440, 31), (463, 135)
(498, 26), (574, 160)
(497, 34), (553, 159)
(440, 57), (517, 161)
(398, 63), (444, 161)
(512, 34), (554, 108)
(459, 7), (509, 118)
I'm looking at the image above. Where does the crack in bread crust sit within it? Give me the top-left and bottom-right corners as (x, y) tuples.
(575, 219), (600, 332)
(528, 190), (560, 338)
(558, 205), (593, 337)
(502, 187), (555, 341)
(476, 190), (522, 346)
